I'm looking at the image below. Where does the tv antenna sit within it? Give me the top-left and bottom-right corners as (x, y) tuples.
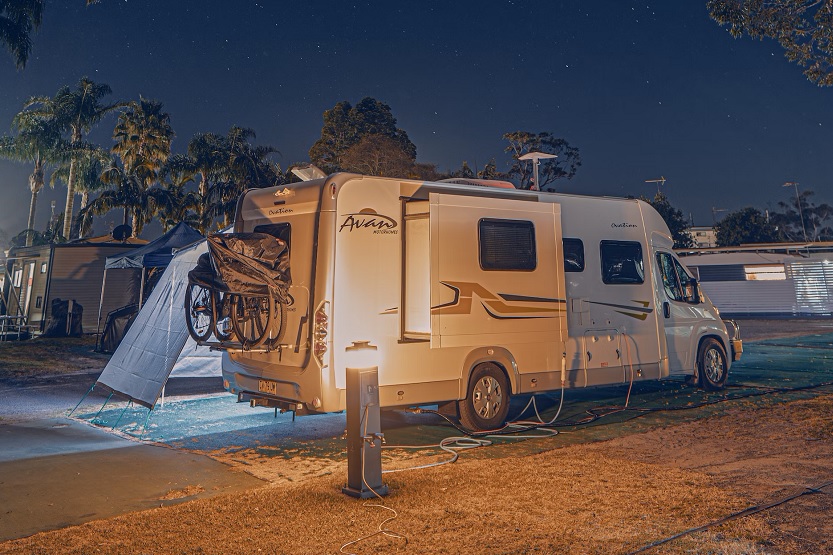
(645, 176), (666, 195)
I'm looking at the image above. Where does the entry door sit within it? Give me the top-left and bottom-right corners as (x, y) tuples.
(403, 201), (430, 339)
(655, 251), (695, 372)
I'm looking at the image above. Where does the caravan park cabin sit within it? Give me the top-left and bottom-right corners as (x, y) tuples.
(217, 173), (742, 431)
(2, 235), (144, 335)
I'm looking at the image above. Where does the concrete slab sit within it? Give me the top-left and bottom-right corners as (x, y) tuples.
(0, 418), (263, 541)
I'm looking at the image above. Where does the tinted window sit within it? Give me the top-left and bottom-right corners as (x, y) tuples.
(657, 252), (683, 301)
(600, 240), (644, 284)
(479, 219), (537, 271)
(563, 238), (584, 272)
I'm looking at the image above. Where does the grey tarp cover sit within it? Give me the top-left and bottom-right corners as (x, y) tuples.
(105, 222), (204, 269)
(96, 240), (221, 409)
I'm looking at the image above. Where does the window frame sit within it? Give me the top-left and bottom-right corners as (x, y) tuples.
(600, 240), (645, 285)
(563, 237), (585, 273)
(478, 218), (537, 272)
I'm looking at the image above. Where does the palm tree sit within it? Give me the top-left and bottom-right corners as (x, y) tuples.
(50, 145), (111, 238)
(82, 162), (168, 237)
(212, 126), (282, 226)
(0, 110), (64, 245)
(112, 97), (174, 182)
(0, 0), (44, 69)
(21, 78), (121, 240)
(156, 155), (203, 232)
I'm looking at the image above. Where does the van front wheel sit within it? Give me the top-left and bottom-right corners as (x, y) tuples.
(698, 338), (727, 391)
(458, 363), (510, 432)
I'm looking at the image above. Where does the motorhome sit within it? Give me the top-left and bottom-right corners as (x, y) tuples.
(215, 173), (742, 431)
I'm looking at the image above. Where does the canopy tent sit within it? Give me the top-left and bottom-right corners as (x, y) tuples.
(96, 223), (203, 338)
(105, 222), (204, 270)
(96, 240), (222, 409)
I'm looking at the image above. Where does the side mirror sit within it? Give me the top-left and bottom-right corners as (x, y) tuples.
(687, 278), (701, 304)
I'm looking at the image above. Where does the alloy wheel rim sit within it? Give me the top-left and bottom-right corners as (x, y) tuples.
(472, 376), (503, 419)
(705, 348), (725, 382)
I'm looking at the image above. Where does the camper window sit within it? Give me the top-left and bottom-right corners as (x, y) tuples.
(478, 218), (537, 271)
(563, 238), (585, 272)
(600, 241), (644, 284)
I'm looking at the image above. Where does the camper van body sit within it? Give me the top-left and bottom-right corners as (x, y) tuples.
(222, 173), (739, 427)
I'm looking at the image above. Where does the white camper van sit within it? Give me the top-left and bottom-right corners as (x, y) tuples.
(218, 173), (742, 431)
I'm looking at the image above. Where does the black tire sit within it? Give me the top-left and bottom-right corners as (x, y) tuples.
(184, 283), (214, 342)
(230, 294), (274, 349)
(458, 362), (510, 432)
(698, 337), (728, 391)
(213, 291), (235, 342)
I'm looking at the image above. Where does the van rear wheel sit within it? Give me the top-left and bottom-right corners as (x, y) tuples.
(458, 363), (510, 432)
(698, 338), (727, 391)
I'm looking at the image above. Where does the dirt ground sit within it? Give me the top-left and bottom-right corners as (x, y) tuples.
(1, 321), (832, 554)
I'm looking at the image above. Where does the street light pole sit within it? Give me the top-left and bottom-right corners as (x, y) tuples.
(783, 182), (809, 242)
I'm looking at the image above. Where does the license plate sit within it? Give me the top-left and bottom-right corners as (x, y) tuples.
(258, 380), (277, 395)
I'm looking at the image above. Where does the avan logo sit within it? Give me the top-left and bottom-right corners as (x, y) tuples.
(611, 222), (638, 229)
(339, 208), (398, 235)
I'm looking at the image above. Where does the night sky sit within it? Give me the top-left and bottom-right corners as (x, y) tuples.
(2, 1), (832, 239)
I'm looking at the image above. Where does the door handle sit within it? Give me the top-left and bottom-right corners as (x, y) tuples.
(663, 302), (670, 318)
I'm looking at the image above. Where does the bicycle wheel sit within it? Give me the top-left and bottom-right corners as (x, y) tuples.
(266, 293), (288, 348)
(184, 283), (214, 342)
(230, 294), (274, 348)
(213, 291), (235, 342)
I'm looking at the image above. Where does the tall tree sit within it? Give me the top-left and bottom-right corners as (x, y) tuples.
(715, 206), (780, 246)
(770, 189), (833, 241)
(643, 192), (696, 249)
(340, 133), (414, 177)
(213, 126), (282, 226)
(82, 162), (169, 237)
(309, 97), (416, 173)
(50, 145), (110, 238)
(708, 0), (833, 86)
(0, 0), (43, 69)
(106, 97), (174, 236)
(22, 78), (120, 239)
(112, 97), (174, 182)
(503, 131), (581, 191)
(0, 110), (63, 245)
(156, 158), (202, 232)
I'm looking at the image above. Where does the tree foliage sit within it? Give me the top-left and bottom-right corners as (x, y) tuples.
(715, 206), (780, 246)
(770, 188), (833, 241)
(503, 131), (581, 191)
(309, 97), (416, 173)
(340, 133), (415, 177)
(0, 108), (65, 244)
(640, 192), (695, 249)
(0, 0), (43, 69)
(708, 0), (833, 86)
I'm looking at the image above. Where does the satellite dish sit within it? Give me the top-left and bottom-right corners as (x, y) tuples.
(112, 224), (132, 241)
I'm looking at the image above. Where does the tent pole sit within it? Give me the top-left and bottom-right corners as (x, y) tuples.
(67, 382), (96, 417)
(139, 268), (146, 310)
(139, 408), (153, 438)
(96, 268), (108, 351)
(92, 392), (114, 424)
(111, 399), (133, 430)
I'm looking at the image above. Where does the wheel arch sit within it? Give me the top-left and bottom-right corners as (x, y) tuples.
(459, 347), (518, 399)
(695, 333), (729, 383)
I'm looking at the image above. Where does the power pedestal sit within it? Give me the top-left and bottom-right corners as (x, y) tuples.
(342, 366), (389, 499)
